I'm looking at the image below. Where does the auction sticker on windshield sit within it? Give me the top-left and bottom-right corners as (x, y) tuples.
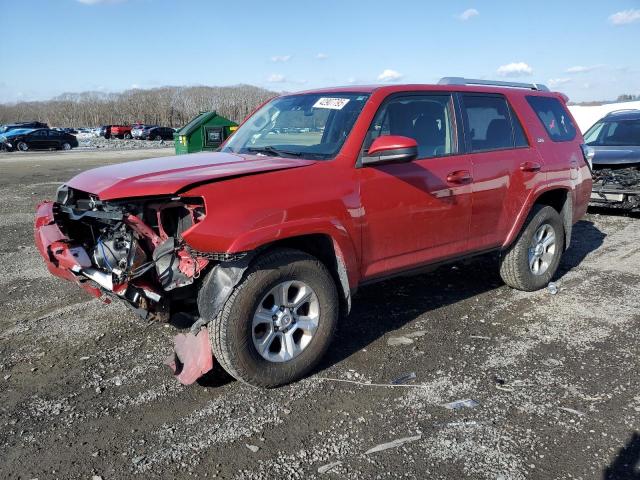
(313, 97), (350, 110)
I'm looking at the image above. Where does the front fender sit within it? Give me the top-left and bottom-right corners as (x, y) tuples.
(182, 216), (360, 288)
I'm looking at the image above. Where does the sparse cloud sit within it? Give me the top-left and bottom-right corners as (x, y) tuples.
(566, 65), (604, 74)
(457, 8), (479, 21)
(609, 9), (640, 25)
(316, 53), (329, 60)
(266, 74), (286, 83)
(270, 55), (291, 63)
(548, 78), (571, 88)
(377, 69), (403, 82)
(496, 62), (533, 77)
(347, 77), (357, 84)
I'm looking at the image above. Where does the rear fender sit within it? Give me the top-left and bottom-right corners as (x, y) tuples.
(502, 184), (572, 249)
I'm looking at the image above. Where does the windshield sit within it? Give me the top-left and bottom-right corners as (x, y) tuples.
(2, 128), (34, 137)
(585, 119), (640, 147)
(221, 93), (370, 159)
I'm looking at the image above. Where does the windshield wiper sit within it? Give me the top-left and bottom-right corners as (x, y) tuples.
(246, 146), (303, 157)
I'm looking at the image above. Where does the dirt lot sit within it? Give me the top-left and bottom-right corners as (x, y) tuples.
(0, 149), (638, 480)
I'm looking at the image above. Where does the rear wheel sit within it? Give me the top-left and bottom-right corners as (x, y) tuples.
(124, 133), (132, 139)
(499, 205), (565, 291)
(17, 141), (29, 152)
(154, 135), (162, 141)
(203, 248), (338, 387)
(61, 142), (72, 150)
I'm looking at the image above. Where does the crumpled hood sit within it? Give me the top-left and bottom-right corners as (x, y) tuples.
(592, 146), (640, 167)
(66, 151), (316, 200)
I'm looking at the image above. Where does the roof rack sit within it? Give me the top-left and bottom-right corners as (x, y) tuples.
(438, 77), (549, 92)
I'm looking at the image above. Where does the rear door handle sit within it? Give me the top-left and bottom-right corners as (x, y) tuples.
(446, 170), (473, 184)
(520, 161), (541, 172)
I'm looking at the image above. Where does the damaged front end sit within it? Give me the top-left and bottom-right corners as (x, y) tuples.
(591, 164), (640, 211)
(34, 186), (248, 384)
(35, 185), (213, 321)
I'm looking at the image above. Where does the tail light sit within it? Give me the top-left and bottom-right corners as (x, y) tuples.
(580, 144), (595, 172)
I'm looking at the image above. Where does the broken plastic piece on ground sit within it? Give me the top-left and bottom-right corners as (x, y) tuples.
(447, 420), (478, 427)
(387, 330), (426, 346)
(318, 461), (342, 474)
(444, 398), (479, 410)
(559, 407), (585, 416)
(469, 335), (491, 340)
(165, 328), (213, 385)
(547, 282), (558, 295)
(364, 435), (422, 454)
(391, 372), (417, 385)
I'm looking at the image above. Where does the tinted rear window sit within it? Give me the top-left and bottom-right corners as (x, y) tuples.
(461, 94), (528, 152)
(526, 96), (577, 142)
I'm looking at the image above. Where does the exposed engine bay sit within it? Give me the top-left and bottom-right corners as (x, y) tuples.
(52, 185), (213, 321)
(591, 164), (640, 210)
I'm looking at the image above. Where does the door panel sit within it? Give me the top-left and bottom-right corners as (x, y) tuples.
(358, 93), (472, 279)
(459, 94), (545, 250)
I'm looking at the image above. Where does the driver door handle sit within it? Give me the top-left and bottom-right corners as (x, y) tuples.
(446, 170), (473, 184)
(520, 161), (541, 172)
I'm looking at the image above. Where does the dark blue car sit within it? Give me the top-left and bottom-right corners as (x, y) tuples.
(0, 128), (79, 152)
(585, 109), (640, 210)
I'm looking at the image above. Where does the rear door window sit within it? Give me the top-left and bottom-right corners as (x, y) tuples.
(461, 95), (525, 152)
(526, 96), (577, 142)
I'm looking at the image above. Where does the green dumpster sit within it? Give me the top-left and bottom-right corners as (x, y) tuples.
(174, 111), (238, 155)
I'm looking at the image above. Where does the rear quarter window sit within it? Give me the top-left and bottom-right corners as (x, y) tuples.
(526, 96), (577, 142)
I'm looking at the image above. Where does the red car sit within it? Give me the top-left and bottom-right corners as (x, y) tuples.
(109, 125), (133, 139)
(34, 78), (592, 387)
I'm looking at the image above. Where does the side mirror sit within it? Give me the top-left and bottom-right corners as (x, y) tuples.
(362, 135), (418, 166)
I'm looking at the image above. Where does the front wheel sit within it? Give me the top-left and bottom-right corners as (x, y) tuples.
(61, 142), (72, 150)
(17, 141), (29, 152)
(499, 205), (565, 291)
(154, 135), (162, 141)
(124, 133), (132, 139)
(202, 248), (338, 387)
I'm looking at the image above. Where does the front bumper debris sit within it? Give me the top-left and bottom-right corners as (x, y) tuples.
(590, 167), (640, 210)
(165, 328), (214, 385)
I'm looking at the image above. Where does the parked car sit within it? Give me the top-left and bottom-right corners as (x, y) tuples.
(1, 128), (78, 151)
(0, 121), (48, 134)
(142, 126), (175, 141)
(110, 125), (133, 139)
(132, 124), (157, 139)
(584, 109), (640, 211)
(98, 125), (112, 139)
(34, 78), (591, 388)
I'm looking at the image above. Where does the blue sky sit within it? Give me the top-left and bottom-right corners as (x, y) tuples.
(1, 0), (639, 103)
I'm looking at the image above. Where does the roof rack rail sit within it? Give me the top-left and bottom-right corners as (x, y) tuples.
(438, 77), (550, 92)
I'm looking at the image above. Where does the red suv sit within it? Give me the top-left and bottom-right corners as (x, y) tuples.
(34, 78), (592, 387)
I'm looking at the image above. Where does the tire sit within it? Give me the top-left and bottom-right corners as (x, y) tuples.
(154, 135), (162, 141)
(61, 142), (72, 150)
(124, 133), (132, 139)
(499, 205), (565, 291)
(202, 248), (339, 388)
(17, 141), (29, 152)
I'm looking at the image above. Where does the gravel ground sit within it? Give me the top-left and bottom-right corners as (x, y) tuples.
(0, 150), (638, 479)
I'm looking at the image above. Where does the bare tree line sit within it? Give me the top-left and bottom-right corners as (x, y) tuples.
(0, 85), (277, 128)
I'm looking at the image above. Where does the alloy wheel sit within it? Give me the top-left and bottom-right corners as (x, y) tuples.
(528, 223), (557, 275)
(251, 280), (320, 363)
